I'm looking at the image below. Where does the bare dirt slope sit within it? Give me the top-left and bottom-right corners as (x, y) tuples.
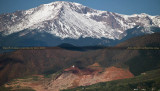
(5, 63), (134, 91)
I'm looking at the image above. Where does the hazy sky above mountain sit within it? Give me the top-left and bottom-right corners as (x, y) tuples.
(0, 0), (160, 15)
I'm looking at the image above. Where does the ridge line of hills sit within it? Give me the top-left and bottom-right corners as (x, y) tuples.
(0, 33), (159, 91)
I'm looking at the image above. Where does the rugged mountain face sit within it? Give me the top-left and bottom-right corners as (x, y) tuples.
(0, 1), (160, 46)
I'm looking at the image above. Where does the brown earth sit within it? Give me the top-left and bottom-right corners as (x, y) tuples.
(0, 33), (160, 86)
(47, 65), (133, 91)
(5, 63), (134, 91)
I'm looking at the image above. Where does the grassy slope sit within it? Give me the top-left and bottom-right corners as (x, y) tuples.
(0, 86), (35, 91)
(126, 49), (160, 76)
(63, 69), (160, 91)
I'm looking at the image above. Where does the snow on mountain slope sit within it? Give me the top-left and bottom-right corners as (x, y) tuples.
(0, 1), (160, 40)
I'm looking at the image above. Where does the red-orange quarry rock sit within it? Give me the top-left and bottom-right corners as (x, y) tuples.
(47, 64), (134, 91)
(5, 63), (134, 91)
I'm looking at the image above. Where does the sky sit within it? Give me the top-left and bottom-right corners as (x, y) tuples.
(0, 0), (160, 15)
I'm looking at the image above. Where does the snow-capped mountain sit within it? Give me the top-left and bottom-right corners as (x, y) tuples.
(0, 1), (160, 47)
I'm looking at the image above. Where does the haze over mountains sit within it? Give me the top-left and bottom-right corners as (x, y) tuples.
(0, 1), (160, 47)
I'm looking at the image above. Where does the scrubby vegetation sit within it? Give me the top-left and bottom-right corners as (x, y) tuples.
(0, 86), (35, 91)
(12, 89), (35, 91)
(126, 49), (160, 75)
(0, 33), (160, 88)
(0, 85), (12, 91)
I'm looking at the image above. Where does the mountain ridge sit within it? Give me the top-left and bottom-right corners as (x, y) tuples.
(0, 1), (160, 42)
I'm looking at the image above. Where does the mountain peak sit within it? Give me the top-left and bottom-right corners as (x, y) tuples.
(0, 1), (160, 40)
(37, 1), (84, 11)
(48, 1), (82, 5)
